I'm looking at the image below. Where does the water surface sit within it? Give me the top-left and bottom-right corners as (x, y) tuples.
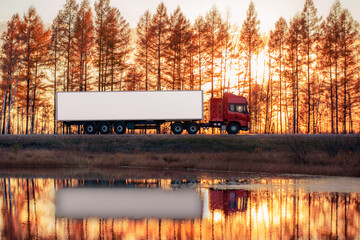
(1, 174), (359, 239)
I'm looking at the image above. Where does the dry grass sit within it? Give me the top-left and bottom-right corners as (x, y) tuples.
(0, 134), (359, 177)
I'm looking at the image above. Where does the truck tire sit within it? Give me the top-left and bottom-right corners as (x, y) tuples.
(99, 122), (110, 134)
(227, 122), (239, 135)
(187, 122), (199, 134)
(84, 122), (97, 134)
(114, 121), (126, 134)
(171, 122), (183, 135)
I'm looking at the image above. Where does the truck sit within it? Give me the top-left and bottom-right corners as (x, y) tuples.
(56, 90), (250, 135)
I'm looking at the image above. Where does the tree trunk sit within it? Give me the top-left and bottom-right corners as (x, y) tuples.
(330, 58), (334, 133)
(157, 25), (161, 91)
(26, 61), (30, 135)
(198, 31), (202, 90)
(307, 36), (311, 134)
(293, 72), (296, 134)
(5, 62), (22, 134)
(279, 45), (283, 134)
(211, 33), (214, 98)
(54, 41), (57, 134)
(265, 52), (271, 134)
(335, 47), (338, 134)
(343, 42), (347, 134)
(248, 40), (252, 132)
(66, 18), (71, 92)
(1, 91), (8, 135)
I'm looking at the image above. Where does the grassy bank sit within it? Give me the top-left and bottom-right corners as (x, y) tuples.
(0, 134), (359, 177)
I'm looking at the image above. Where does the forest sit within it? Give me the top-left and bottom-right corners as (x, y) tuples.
(0, 0), (359, 135)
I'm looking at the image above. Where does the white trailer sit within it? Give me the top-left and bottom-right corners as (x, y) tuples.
(56, 91), (203, 134)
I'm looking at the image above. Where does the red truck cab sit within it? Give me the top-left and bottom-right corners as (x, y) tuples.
(210, 93), (250, 134)
(209, 189), (249, 214)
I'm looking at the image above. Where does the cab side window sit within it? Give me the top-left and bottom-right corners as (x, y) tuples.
(229, 104), (235, 112)
(229, 104), (246, 113)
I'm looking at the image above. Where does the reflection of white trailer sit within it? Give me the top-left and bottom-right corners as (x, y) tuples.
(56, 188), (202, 219)
(56, 91), (203, 134)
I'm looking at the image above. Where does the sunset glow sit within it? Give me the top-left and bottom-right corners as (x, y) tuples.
(0, 0), (359, 134)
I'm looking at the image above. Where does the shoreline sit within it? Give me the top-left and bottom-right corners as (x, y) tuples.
(0, 134), (359, 177)
(0, 166), (358, 181)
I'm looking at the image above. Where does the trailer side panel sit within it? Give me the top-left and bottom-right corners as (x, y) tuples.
(56, 91), (203, 122)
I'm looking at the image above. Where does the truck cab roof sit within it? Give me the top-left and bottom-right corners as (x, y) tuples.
(224, 93), (248, 104)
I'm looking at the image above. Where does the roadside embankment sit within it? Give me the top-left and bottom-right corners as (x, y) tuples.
(0, 134), (359, 177)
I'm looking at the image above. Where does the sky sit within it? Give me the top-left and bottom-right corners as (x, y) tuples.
(0, 0), (360, 33)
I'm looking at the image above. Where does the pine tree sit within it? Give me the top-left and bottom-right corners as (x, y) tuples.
(149, 2), (169, 91)
(269, 17), (287, 133)
(322, 0), (342, 133)
(58, 0), (78, 92)
(204, 5), (223, 98)
(193, 16), (207, 90)
(285, 14), (302, 133)
(219, 10), (234, 97)
(239, 1), (263, 131)
(0, 14), (22, 134)
(94, 0), (110, 91)
(338, 9), (359, 133)
(73, 0), (94, 92)
(18, 7), (51, 134)
(185, 32), (197, 90)
(135, 10), (153, 91)
(50, 12), (62, 134)
(264, 37), (274, 134)
(124, 65), (143, 91)
(167, 7), (192, 90)
(300, 0), (321, 133)
(103, 7), (131, 91)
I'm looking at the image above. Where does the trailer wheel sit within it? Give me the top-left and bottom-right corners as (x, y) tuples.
(114, 121), (126, 134)
(84, 122), (97, 134)
(171, 122), (183, 135)
(227, 122), (239, 135)
(99, 122), (110, 134)
(187, 122), (199, 134)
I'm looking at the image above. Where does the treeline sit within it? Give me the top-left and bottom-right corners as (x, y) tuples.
(0, 0), (359, 134)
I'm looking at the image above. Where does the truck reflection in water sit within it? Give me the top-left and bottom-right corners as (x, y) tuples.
(56, 188), (202, 219)
(57, 179), (249, 220)
(209, 188), (249, 215)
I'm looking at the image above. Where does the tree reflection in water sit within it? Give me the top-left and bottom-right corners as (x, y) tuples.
(0, 177), (359, 239)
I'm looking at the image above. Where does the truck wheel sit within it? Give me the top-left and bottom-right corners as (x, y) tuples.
(114, 121), (126, 134)
(187, 122), (199, 135)
(99, 122), (110, 134)
(227, 123), (239, 135)
(84, 122), (97, 134)
(171, 122), (183, 135)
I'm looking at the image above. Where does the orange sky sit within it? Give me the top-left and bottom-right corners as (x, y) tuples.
(0, 0), (359, 33)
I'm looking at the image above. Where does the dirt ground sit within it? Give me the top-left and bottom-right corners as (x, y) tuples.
(0, 134), (359, 177)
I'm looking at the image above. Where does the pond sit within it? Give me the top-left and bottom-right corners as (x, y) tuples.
(0, 172), (359, 239)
